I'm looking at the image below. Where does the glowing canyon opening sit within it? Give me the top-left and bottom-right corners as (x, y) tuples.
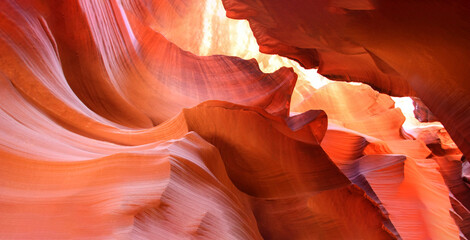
(0, 0), (469, 239)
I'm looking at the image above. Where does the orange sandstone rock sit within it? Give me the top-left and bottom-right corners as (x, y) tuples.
(222, 0), (470, 160)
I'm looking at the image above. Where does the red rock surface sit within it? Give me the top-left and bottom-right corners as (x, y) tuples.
(294, 82), (462, 239)
(411, 97), (439, 123)
(0, 0), (468, 239)
(222, 0), (470, 160)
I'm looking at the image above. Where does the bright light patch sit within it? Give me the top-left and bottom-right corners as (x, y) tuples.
(393, 97), (442, 130)
(199, 1), (434, 129)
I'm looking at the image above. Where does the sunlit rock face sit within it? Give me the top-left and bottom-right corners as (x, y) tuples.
(222, 0), (470, 161)
(0, 0), (468, 239)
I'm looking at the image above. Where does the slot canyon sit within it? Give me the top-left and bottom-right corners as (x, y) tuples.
(0, 0), (469, 239)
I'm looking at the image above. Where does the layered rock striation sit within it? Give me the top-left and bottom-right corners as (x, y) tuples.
(0, 0), (468, 239)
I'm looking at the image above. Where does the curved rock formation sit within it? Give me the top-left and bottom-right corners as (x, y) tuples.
(222, 0), (470, 160)
(0, 0), (468, 239)
(294, 82), (461, 239)
(1, 0), (296, 129)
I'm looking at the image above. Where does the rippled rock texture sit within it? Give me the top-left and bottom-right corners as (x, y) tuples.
(0, 0), (468, 239)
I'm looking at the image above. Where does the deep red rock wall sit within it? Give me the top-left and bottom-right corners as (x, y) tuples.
(222, 0), (470, 160)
